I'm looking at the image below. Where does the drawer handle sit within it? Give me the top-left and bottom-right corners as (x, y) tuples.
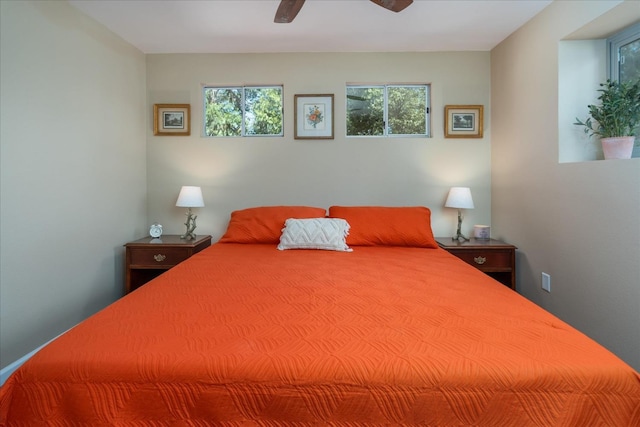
(154, 254), (167, 262)
(474, 256), (487, 265)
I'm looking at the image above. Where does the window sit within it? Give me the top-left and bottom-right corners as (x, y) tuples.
(346, 84), (430, 137)
(203, 86), (283, 137)
(608, 22), (640, 83)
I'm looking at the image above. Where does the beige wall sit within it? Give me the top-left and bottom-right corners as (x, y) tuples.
(146, 52), (492, 240)
(0, 1), (147, 368)
(491, 0), (640, 370)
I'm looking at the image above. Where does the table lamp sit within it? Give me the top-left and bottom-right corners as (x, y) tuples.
(444, 187), (474, 242)
(176, 186), (204, 240)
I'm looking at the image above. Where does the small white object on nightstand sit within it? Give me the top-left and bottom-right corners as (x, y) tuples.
(149, 223), (163, 238)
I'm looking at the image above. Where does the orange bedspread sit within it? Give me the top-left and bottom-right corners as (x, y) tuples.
(1, 243), (639, 425)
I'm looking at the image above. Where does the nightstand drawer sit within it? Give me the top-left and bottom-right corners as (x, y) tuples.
(435, 237), (517, 290)
(124, 235), (212, 294)
(129, 247), (191, 267)
(449, 250), (512, 270)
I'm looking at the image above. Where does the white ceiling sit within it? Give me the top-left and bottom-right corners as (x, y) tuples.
(68, 0), (553, 54)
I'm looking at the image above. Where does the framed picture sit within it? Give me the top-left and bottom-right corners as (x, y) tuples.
(153, 104), (191, 136)
(444, 105), (483, 138)
(294, 94), (334, 139)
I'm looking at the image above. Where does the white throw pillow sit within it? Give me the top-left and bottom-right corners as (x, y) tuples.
(277, 218), (352, 252)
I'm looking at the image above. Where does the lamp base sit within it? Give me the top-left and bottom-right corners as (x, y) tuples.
(452, 232), (470, 242)
(451, 209), (469, 242)
(181, 208), (198, 241)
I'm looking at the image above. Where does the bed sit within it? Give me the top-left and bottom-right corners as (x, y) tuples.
(1, 206), (639, 425)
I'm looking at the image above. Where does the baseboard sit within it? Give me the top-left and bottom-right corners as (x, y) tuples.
(1, 346), (44, 386)
(1, 329), (73, 386)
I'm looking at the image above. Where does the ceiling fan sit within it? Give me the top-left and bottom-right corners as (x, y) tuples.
(274, 0), (413, 23)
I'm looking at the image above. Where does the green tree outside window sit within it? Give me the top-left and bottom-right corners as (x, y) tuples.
(347, 84), (429, 137)
(204, 86), (283, 137)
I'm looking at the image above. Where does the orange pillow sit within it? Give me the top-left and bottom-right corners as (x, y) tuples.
(328, 206), (438, 248)
(218, 206), (327, 244)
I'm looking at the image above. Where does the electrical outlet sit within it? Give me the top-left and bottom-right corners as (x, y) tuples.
(541, 272), (551, 292)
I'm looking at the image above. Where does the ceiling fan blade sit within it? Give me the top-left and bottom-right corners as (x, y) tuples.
(370, 0), (413, 13)
(274, 0), (306, 23)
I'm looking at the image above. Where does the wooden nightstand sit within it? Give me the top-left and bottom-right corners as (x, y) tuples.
(124, 234), (212, 294)
(435, 237), (517, 290)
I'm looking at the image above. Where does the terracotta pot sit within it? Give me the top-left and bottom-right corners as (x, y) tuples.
(601, 136), (635, 160)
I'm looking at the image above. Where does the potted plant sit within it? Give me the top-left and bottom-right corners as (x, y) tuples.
(574, 78), (640, 159)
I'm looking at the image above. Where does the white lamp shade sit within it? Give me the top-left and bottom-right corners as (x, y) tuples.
(444, 187), (474, 209)
(176, 186), (204, 208)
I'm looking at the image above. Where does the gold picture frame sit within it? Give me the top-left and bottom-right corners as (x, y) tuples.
(294, 94), (334, 139)
(444, 105), (483, 138)
(153, 104), (191, 136)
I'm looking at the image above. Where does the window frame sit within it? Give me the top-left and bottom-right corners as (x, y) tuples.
(202, 85), (284, 138)
(346, 83), (431, 138)
(607, 22), (640, 82)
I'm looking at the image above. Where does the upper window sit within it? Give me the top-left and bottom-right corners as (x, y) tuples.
(203, 86), (283, 137)
(346, 84), (430, 137)
(608, 22), (640, 83)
